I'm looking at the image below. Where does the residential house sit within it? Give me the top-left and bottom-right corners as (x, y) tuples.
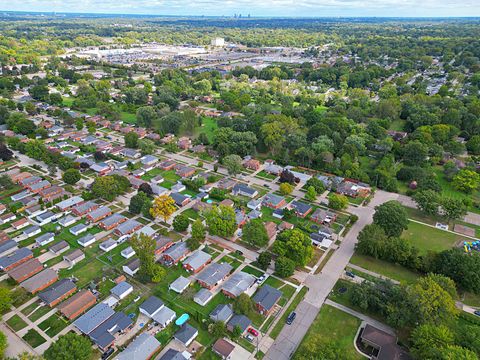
(70, 223), (88, 236)
(21, 268), (58, 294)
(121, 148), (141, 159)
(197, 262), (233, 290)
(310, 208), (337, 225)
(289, 201), (313, 218)
(35, 211), (60, 226)
(86, 206), (112, 223)
(310, 233), (333, 249)
(91, 163), (111, 176)
(183, 250), (212, 273)
(12, 218), (29, 230)
(111, 281), (133, 300)
(221, 272), (256, 298)
(0, 213), (16, 224)
(64, 249), (85, 267)
(232, 184), (258, 198)
(74, 303), (115, 335)
(58, 289), (96, 320)
(23, 225), (41, 238)
(77, 234), (96, 248)
(163, 242), (190, 265)
(171, 182), (186, 193)
(253, 285), (282, 315)
(123, 258), (140, 276)
(38, 279), (77, 307)
(177, 137), (191, 150)
(175, 165), (195, 178)
(170, 192), (190, 207)
(7, 258), (43, 283)
(36, 232), (55, 247)
(194, 288), (214, 306)
(88, 311), (133, 350)
(58, 215), (77, 228)
(100, 238), (118, 253)
(117, 333), (161, 360)
(159, 159), (176, 171)
(56, 196), (84, 211)
(243, 158), (261, 171)
(121, 247), (135, 259)
(152, 306), (176, 328)
(210, 304), (234, 322)
(227, 314), (251, 335)
(262, 194), (286, 209)
(114, 219), (143, 237)
(158, 349), (189, 360)
(0, 240), (16, 258)
(49, 241), (70, 256)
(212, 338), (235, 360)
(72, 201), (99, 216)
(359, 324), (409, 360)
(174, 324), (198, 346)
(139, 296), (164, 318)
(28, 180), (51, 194)
(100, 214), (127, 231)
(217, 178), (237, 190)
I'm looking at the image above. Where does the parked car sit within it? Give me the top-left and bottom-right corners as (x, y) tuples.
(102, 348), (114, 359)
(245, 334), (254, 342)
(474, 310), (480, 316)
(256, 275), (266, 284)
(235, 250), (243, 256)
(286, 312), (296, 325)
(248, 328), (259, 337)
(345, 271), (355, 278)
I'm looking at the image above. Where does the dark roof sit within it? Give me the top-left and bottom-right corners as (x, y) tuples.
(361, 324), (410, 360)
(174, 324), (198, 345)
(213, 338), (235, 358)
(253, 284), (282, 311)
(170, 192), (189, 206)
(163, 242), (189, 262)
(89, 311), (132, 349)
(159, 349), (188, 360)
(38, 279), (76, 305)
(290, 200), (312, 215)
(227, 314), (251, 332)
(0, 247), (32, 270)
(140, 296), (164, 316)
(73, 303), (115, 334)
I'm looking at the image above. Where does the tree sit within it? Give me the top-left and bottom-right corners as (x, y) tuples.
(467, 135), (480, 155)
(130, 233), (166, 283)
(125, 132), (139, 148)
(257, 251), (272, 270)
(413, 190), (440, 216)
(0, 287), (12, 316)
(232, 324), (243, 339)
(275, 256), (296, 277)
(173, 213), (189, 232)
(305, 177), (326, 194)
(453, 169), (480, 193)
(187, 236), (201, 251)
(205, 205), (237, 238)
(129, 192), (149, 214)
(150, 195), (176, 222)
(138, 139), (155, 155)
(136, 106), (157, 128)
(279, 182), (294, 195)
(305, 186), (317, 201)
(328, 193), (349, 210)
(273, 229), (313, 266)
(44, 332), (92, 360)
(210, 321), (226, 338)
(223, 154), (243, 176)
(410, 324), (454, 360)
(243, 219), (269, 248)
(0, 144), (13, 161)
(62, 168), (80, 185)
(356, 224), (388, 259)
(233, 293), (255, 316)
(91, 175), (130, 201)
(441, 197), (466, 221)
(440, 346), (477, 360)
(279, 169), (297, 184)
(403, 141), (429, 166)
(373, 200), (408, 237)
(138, 183), (153, 196)
(93, 151), (106, 161)
(0, 331), (5, 360)
(191, 219), (206, 242)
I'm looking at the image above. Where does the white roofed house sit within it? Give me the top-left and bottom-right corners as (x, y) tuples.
(77, 234), (96, 248)
(35, 232), (55, 247)
(123, 258), (140, 276)
(111, 281), (133, 300)
(100, 238), (118, 253)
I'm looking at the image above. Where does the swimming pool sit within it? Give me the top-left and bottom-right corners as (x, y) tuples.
(175, 313), (189, 326)
(206, 199), (213, 204)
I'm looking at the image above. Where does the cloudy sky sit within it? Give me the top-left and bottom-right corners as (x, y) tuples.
(2, 0), (479, 17)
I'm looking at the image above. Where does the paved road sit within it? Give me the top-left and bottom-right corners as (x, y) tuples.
(0, 323), (36, 358)
(264, 190), (398, 360)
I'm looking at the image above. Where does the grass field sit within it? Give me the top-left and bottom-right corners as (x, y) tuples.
(270, 286), (308, 339)
(349, 254), (419, 284)
(402, 220), (468, 254)
(22, 329), (46, 348)
(6, 314), (28, 331)
(198, 117), (218, 143)
(294, 304), (362, 360)
(38, 314), (69, 337)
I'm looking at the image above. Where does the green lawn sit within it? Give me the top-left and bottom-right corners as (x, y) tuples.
(402, 220), (469, 254)
(22, 329), (47, 348)
(38, 314), (69, 337)
(241, 266), (264, 278)
(28, 306), (52, 322)
(198, 116), (218, 143)
(349, 254), (419, 284)
(270, 287), (308, 339)
(294, 304), (362, 360)
(6, 314), (28, 331)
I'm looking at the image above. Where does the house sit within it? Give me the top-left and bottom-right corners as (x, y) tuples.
(152, 306), (176, 328)
(141, 155), (158, 166)
(227, 314), (251, 335)
(58, 289), (96, 320)
(212, 338), (235, 360)
(86, 206), (112, 223)
(11, 190), (32, 202)
(77, 234), (96, 247)
(28, 180), (51, 194)
(56, 196), (84, 211)
(128, 176), (146, 189)
(272, 208), (284, 219)
(64, 249), (85, 267)
(220, 199), (234, 207)
(183, 250), (212, 273)
(262, 194), (286, 209)
(169, 276), (190, 294)
(289, 200), (313, 218)
(310, 233), (333, 249)
(151, 175), (164, 184)
(23, 225), (41, 238)
(253, 285), (282, 315)
(247, 198), (262, 210)
(121, 148), (141, 159)
(210, 304), (234, 322)
(88, 311), (133, 350)
(177, 137), (192, 150)
(0, 240), (17, 258)
(194, 288), (214, 306)
(337, 180), (370, 198)
(49, 241), (70, 255)
(222, 272), (256, 298)
(25, 205), (45, 218)
(139, 296), (164, 318)
(121, 246), (135, 259)
(232, 184), (258, 198)
(197, 262), (233, 290)
(39, 185), (65, 202)
(35, 211), (60, 226)
(70, 223), (88, 236)
(100, 214), (127, 231)
(318, 226), (334, 238)
(117, 333), (161, 360)
(58, 215), (77, 228)
(191, 144), (206, 153)
(21, 268), (58, 294)
(0, 213), (16, 224)
(243, 158), (261, 171)
(7, 258), (43, 283)
(35, 232), (55, 247)
(114, 219), (143, 237)
(0, 204), (5, 215)
(72, 201), (99, 216)
(153, 237), (173, 257)
(310, 208), (336, 225)
(111, 281), (133, 300)
(123, 258), (140, 276)
(158, 349), (189, 360)
(100, 238), (118, 253)
(12, 218), (29, 230)
(163, 242), (190, 265)
(217, 178), (237, 190)
(174, 324), (198, 346)
(20, 176), (42, 187)
(359, 324), (409, 360)
(74, 303), (115, 335)
(38, 279), (77, 307)
(159, 159), (176, 171)
(278, 221), (294, 231)
(171, 182), (186, 193)
(175, 165), (195, 178)
(264, 221), (277, 241)
(264, 163), (283, 175)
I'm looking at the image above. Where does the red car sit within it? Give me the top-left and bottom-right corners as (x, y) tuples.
(248, 328), (259, 337)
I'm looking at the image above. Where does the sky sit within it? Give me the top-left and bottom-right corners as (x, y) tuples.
(1, 0), (480, 17)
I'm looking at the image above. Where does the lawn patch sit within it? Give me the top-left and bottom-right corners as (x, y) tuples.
(6, 314), (28, 331)
(22, 329), (46, 348)
(350, 254), (419, 284)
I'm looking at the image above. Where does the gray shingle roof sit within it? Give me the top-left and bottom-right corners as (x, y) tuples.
(140, 296), (164, 317)
(183, 250), (211, 271)
(174, 324), (198, 345)
(73, 303), (115, 334)
(21, 268), (58, 293)
(38, 278), (76, 305)
(117, 333), (160, 360)
(227, 314), (251, 332)
(152, 306), (176, 327)
(0, 248), (32, 270)
(110, 281), (133, 298)
(222, 271), (256, 297)
(253, 284), (282, 311)
(210, 304), (233, 322)
(163, 242), (189, 262)
(197, 262), (233, 288)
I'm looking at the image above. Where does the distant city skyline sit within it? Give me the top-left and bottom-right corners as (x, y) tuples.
(1, 0), (480, 18)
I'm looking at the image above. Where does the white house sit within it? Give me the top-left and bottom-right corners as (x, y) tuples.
(99, 238), (117, 253)
(35, 232), (55, 247)
(121, 246), (135, 259)
(77, 234), (96, 247)
(110, 281), (133, 300)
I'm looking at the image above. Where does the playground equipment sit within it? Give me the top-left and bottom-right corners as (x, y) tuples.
(464, 241), (480, 253)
